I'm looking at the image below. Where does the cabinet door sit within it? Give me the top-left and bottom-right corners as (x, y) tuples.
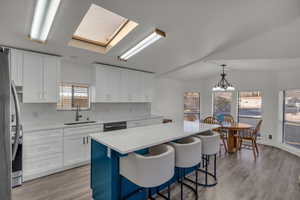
(108, 68), (121, 102)
(10, 49), (23, 86)
(129, 71), (144, 102)
(63, 134), (88, 166)
(86, 136), (91, 161)
(121, 70), (152, 102)
(143, 73), (154, 102)
(120, 70), (131, 102)
(95, 66), (109, 102)
(23, 52), (44, 103)
(43, 56), (59, 102)
(95, 66), (121, 102)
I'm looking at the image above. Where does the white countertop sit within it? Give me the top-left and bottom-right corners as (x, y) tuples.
(22, 115), (163, 132)
(90, 123), (219, 155)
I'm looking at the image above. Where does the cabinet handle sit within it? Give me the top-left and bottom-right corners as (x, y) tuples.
(83, 137), (85, 144)
(86, 136), (89, 144)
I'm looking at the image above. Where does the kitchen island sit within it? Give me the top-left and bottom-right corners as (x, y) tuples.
(90, 123), (218, 200)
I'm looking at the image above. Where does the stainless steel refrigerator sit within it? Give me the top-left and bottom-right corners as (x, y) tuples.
(0, 47), (23, 200)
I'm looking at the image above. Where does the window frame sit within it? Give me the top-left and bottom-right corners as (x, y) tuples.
(57, 82), (91, 111)
(282, 89), (300, 148)
(72, 19), (130, 48)
(237, 90), (263, 122)
(212, 91), (233, 117)
(184, 92), (201, 123)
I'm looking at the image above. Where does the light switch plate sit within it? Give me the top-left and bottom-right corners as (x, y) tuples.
(268, 134), (272, 140)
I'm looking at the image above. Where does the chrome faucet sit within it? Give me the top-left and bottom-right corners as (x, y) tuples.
(75, 104), (82, 121)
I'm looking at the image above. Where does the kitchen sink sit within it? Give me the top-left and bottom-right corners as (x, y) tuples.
(64, 121), (97, 125)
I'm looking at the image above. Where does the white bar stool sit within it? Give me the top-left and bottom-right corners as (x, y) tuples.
(119, 144), (175, 200)
(196, 131), (220, 187)
(170, 136), (202, 200)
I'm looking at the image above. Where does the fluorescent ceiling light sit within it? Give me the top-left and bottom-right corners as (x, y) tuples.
(30, 0), (61, 42)
(119, 29), (166, 61)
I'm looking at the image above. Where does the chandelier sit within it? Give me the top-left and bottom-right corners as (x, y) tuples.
(212, 64), (235, 91)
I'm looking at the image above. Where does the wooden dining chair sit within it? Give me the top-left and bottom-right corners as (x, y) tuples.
(221, 114), (235, 138)
(223, 114), (235, 124)
(203, 116), (228, 154)
(203, 116), (219, 124)
(237, 120), (262, 159)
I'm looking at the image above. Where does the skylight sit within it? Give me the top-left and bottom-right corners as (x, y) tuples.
(69, 4), (138, 54)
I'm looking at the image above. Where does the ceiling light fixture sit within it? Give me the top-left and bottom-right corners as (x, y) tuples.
(212, 64), (235, 92)
(29, 0), (61, 42)
(119, 29), (166, 61)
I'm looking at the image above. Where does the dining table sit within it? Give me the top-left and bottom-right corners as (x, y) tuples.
(219, 122), (253, 153)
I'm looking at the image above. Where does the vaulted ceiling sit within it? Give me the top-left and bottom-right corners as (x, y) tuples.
(1, 0), (300, 79)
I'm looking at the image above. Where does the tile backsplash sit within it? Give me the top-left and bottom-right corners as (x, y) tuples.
(21, 103), (151, 124)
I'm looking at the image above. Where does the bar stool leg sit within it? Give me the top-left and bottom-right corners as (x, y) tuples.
(185, 154), (218, 188)
(180, 169), (183, 200)
(148, 188), (155, 200)
(214, 154), (217, 177)
(168, 184), (170, 199)
(205, 155), (208, 185)
(195, 165), (198, 200)
(156, 181), (172, 200)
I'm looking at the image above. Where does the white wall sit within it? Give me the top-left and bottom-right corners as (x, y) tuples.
(184, 69), (300, 156)
(152, 78), (184, 122)
(60, 60), (93, 84)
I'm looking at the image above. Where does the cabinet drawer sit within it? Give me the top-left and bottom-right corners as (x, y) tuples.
(64, 125), (102, 136)
(23, 153), (63, 177)
(24, 138), (62, 159)
(24, 129), (63, 145)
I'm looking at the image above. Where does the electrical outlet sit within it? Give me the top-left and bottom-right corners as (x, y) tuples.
(268, 134), (272, 140)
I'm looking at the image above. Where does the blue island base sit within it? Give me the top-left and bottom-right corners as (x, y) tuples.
(91, 140), (198, 200)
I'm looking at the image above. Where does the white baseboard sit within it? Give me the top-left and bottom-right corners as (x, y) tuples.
(257, 139), (300, 157)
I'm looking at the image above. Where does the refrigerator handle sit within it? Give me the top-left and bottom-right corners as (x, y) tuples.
(11, 80), (21, 161)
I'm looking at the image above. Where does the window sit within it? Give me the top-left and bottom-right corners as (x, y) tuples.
(238, 91), (262, 133)
(213, 92), (232, 118)
(283, 90), (300, 149)
(184, 92), (200, 128)
(57, 83), (90, 110)
(69, 4), (138, 54)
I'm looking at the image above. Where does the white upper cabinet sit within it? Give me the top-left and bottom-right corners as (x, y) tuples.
(10, 49), (23, 86)
(94, 64), (154, 103)
(43, 56), (60, 102)
(120, 69), (134, 102)
(120, 70), (154, 102)
(23, 52), (44, 103)
(143, 73), (154, 102)
(129, 71), (144, 102)
(23, 52), (60, 103)
(94, 64), (121, 102)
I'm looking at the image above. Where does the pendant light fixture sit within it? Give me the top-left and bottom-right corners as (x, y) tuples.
(212, 64), (235, 91)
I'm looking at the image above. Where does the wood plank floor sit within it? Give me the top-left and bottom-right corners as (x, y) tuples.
(13, 145), (300, 200)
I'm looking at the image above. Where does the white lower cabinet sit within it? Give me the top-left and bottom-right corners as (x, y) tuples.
(23, 119), (163, 181)
(63, 125), (102, 167)
(23, 124), (102, 181)
(23, 129), (63, 180)
(63, 132), (90, 166)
